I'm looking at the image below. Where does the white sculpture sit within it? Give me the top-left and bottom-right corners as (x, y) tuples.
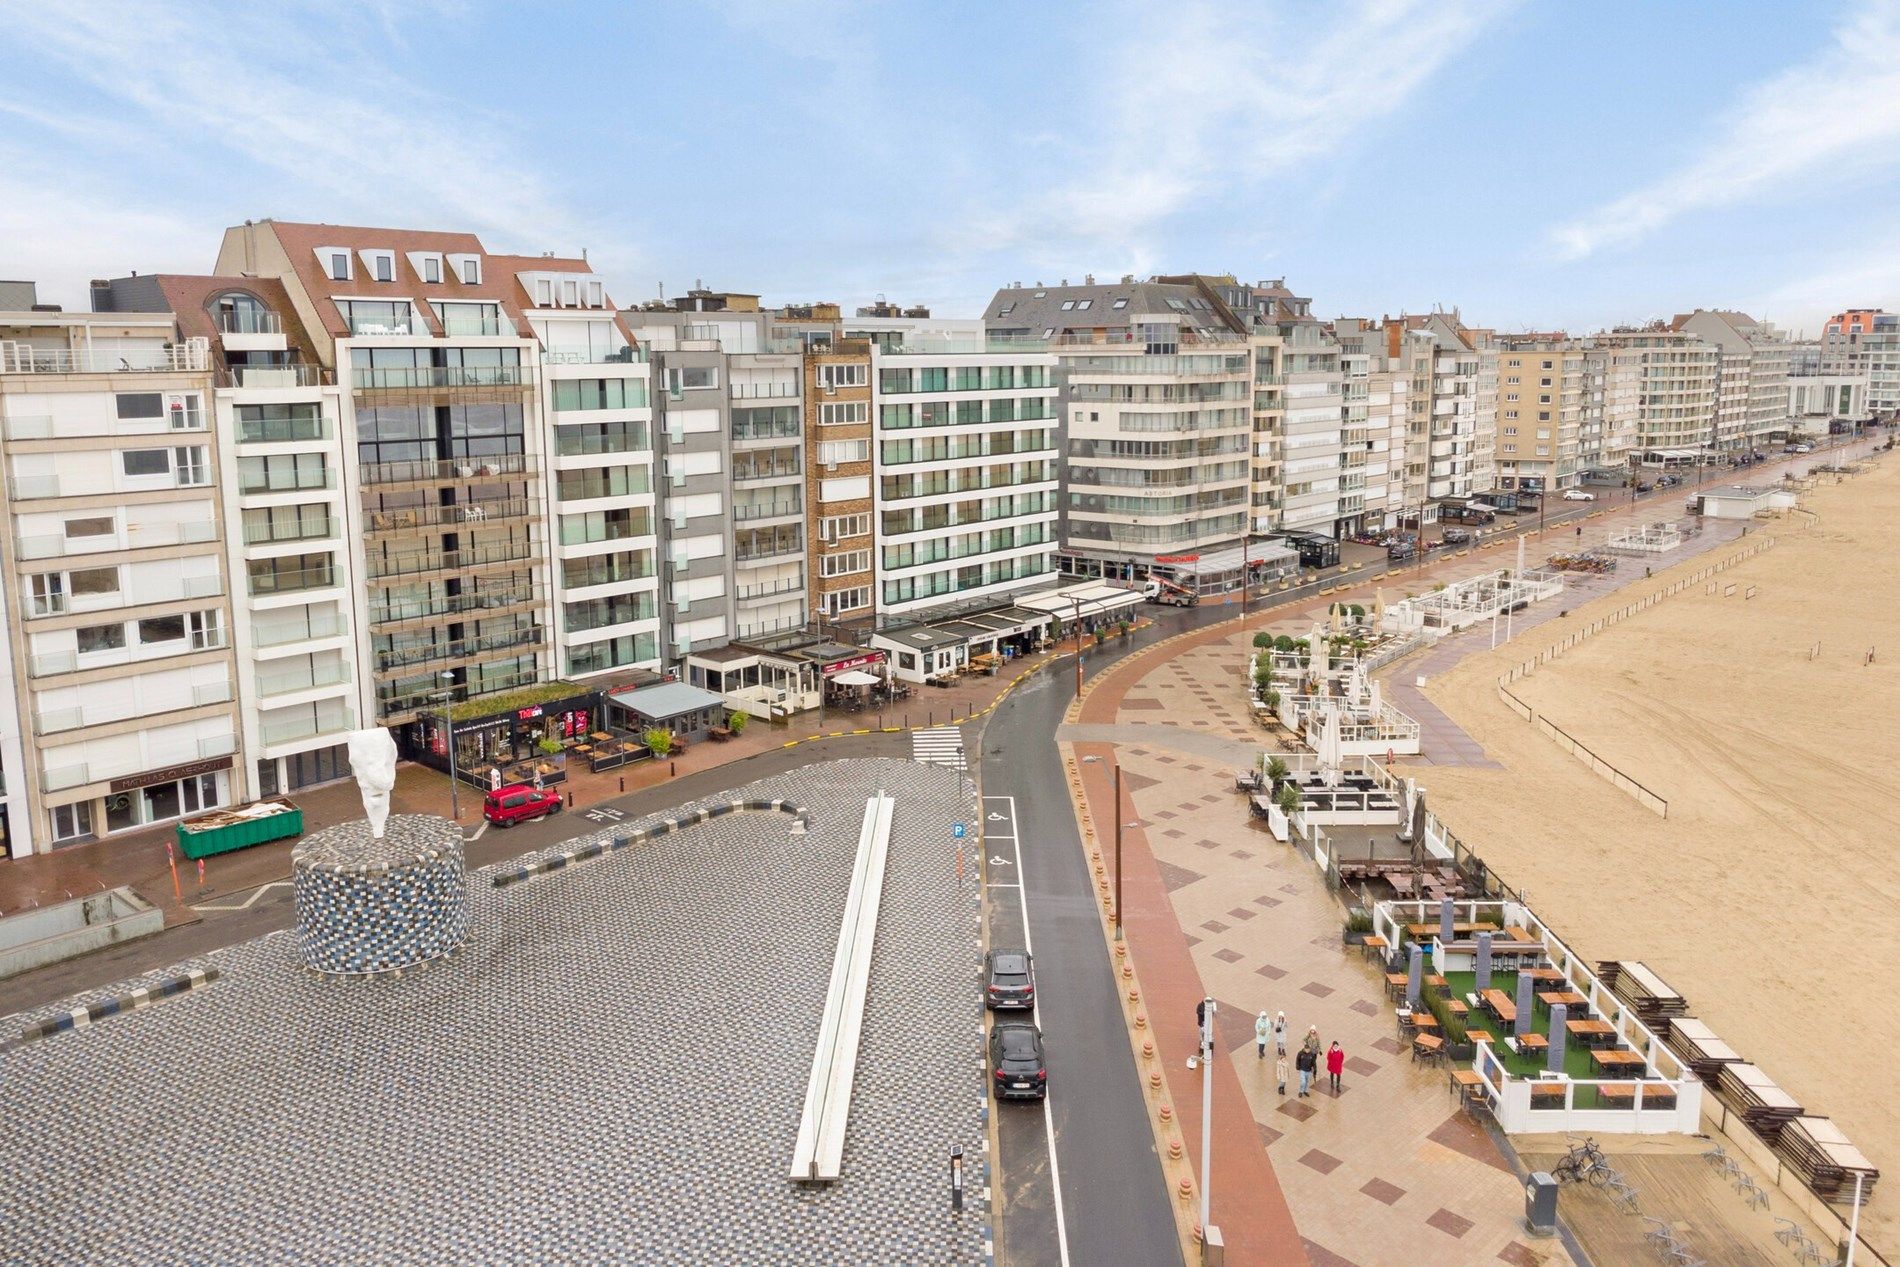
(347, 728), (400, 840)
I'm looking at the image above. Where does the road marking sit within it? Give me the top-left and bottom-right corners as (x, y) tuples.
(983, 793), (1071, 1267)
(911, 726), (967, 770)
(584, 806), (627, 823)
(189, 880), (292, 912)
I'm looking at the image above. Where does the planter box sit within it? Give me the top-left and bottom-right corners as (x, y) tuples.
(176, 798), (303, 860)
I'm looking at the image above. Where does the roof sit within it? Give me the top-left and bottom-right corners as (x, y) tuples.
(608, 681), (725, 719)
(141, 275), (327, 373)
(984, 279), (1244, 339)
(874, 623), (966, 652)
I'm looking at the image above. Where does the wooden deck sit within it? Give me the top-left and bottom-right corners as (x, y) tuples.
(1518, 1134), (1834, 1267)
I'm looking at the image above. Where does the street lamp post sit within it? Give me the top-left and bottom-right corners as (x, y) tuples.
(1199, 996), (1215, 1241)
(1114, 765), (1125, 941)
(1071, 597), (1084, 699)
(428, 672), (461, 821)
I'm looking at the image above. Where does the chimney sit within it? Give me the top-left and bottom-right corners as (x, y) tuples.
(1061, 278), (1069, 287)
(1084, 273), (1094, 286)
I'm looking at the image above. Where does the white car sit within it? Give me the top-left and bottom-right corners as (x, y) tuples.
(1562, 489), (1596, 502)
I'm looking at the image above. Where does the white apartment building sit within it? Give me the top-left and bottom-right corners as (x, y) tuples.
(986, 280), (1251, 587)
(1598, 329), (1721, 459)
(1409, 314), (1488, 503)
(0, 294), (242, 857)
(863, 323), (1060, 621)
(1865, 314), (1900, 414)
(1673, 310), (1791, 453)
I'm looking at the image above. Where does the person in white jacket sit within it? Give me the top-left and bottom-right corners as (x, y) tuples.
(1273, 1011), (1288, 1056)
(1255, 1011), (1271, 1059)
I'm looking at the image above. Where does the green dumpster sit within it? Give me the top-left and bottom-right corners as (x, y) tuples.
(176, 797), (304, 860)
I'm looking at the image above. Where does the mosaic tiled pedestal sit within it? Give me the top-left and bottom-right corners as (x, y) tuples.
(292, 815), (468, 976)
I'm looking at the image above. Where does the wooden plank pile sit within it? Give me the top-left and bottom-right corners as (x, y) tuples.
(1715, 1063), (1804, 1143)
(1776, 1116), (1879, 1206)
(1599, 960), (1687, 1030)
(178, 797), (298, 834)
(1661, 1018), (1743, 1081)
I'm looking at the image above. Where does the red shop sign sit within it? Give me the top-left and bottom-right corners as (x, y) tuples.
(823, 652), (885, 675)
(1155, 554), (1200, 564)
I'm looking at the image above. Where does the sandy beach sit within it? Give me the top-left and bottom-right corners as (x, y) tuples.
(1413, 453), (1900, 1253)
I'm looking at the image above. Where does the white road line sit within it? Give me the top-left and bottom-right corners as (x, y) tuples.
(189, 880), (293, 912)
(985, 792), (1071, 1267)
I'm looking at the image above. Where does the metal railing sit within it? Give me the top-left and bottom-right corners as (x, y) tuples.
(367, 540), (540, 579)
(243, 517), (336, 545)
(237, 414), (329, 444)
(359, 453), (532, 485)
(1, 339), (209, 374)
(238, 466), (335, 494)
(248, 564), (336, 596)
(253, 609), (346, 646)
(221, 364), (329, 389)
(41, 731), (236, 792)
(367, 500), (533, 531)
(368, 585), (540, 626)
(351, 365), (525, 390)
(733, 498), (802, 521)
(217, 310), (282, 334)
(35, 679), (233, 734)
(729, 381), (799, 400)
(736, 575), (807, 601)
(255, 660), (352, 697)
(374, 626), (544, 673)
(17, 520), (219, 559)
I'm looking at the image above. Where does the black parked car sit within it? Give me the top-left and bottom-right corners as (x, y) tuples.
(989, 1023), (1047, 1100)
(984, 948), (1036, 1010)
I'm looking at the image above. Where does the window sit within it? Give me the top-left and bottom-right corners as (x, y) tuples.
(551, 378), (647, 412)
(820, 585), (871, 616)
(536, 279), (553, 305)
(138, 614), (186, 644)
(423, 256), (442, 284)
(116, 393), (163, 419)
(121, 449), (170, 477)
(174, 446), (208, 486)
(329, 252), (350, 281)
(1538, 411), (1551, 422)
(1503, 427), (1518, 436)
(819, 363), (867, 389)
(1541, 361), (1553, 370)
(69, 567), (119, 598)
(458, 257), (481, 284)
(1112, 298), (1128, 309)
(820, 549), (870, 578)
(995, 303), (1015, 317)
(1060, 300), (1076, 311)
(65, 516), (113, 539)
(1076, 299), (1093, 310)
(666, 366), (717, 393)
(819, 401), (867, 427)
(372, 253), (394, 282)
(1506, 358), (1521, 368)
(51, 802), (93, 842)
(27, 573), (64, 616)
(1504, 393), (1519, 403)
(820, 512), (870, 542)
(189, 610), (225, 650)
(1042, 328), (1055, 338)
(818, 439), (869, 465)
(77, 622), (126, 654)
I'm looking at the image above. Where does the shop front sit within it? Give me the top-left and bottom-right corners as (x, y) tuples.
(414, 689), (600, 791)
(607, 681), (727, 741)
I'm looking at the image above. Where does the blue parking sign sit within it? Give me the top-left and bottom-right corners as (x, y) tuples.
(952, 822), (966, 839)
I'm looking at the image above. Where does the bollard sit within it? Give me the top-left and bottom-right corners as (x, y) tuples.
(565, 790), (573, 808)
(619, 777), (625, 794)
(670, 761), (677, 778)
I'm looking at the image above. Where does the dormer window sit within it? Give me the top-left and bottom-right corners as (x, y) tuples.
(424, 257), (441, 283)
(360, 249), (397, 283)
(536, 279), (553, 306)
(322, 250), (351, 281)
(447, 254), (481, 285)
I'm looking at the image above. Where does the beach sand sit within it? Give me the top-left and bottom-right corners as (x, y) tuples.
(1413, 453), (1900, 1253)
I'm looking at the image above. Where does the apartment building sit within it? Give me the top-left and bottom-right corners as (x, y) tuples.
(1494, 338), (1587, 493)
(803, 339), (876, 627)
(1785, 340), (1871, 427)
(1865, 314), (1900, 414)
(1597, 328), (1720, 459)
(1672, 310), (1791, 452)
(0, 290), (243, 857)
(623, 295), (809, 654)
(1330, 318), (1408, 530)
(858, 320), (1060, 622)
(986, 279), (1251, 589)
(1394, 313), (1490, 505)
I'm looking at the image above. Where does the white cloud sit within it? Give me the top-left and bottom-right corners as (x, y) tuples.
(1749, 229), (1900, 336)
(1, 3), (641, 282)
(1552, 4), (1900, 260)
(951, 0), (1511, 265)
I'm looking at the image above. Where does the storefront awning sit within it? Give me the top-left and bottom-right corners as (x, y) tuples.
(608, 681), (726, 721)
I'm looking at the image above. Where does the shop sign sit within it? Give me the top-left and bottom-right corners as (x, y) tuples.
(1155, 553), (1200, 564)
(110, 755), (232, 794)
(822, 652), (885, 675)
(516, 705), (544, 721)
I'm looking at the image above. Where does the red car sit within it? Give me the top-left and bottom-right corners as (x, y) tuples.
(483, 783), (563, 827)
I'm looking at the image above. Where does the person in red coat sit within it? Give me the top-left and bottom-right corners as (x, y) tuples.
(1325, 1041), (1345, 1094)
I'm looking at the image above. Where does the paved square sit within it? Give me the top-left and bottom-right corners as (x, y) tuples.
(0, 758), (984, 1266)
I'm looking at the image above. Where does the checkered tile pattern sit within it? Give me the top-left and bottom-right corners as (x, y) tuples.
(0, 758), (984, 1266)
(291, 816), (468, 975)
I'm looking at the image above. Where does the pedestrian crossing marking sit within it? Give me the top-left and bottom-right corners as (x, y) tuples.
(910, 726), (966, 771)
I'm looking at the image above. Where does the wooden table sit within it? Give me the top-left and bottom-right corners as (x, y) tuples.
(1384, 973), (1409, 1002)
(1411, 1013), (1440, 1031)
(1538, 990), (1589, 1015)
(1505, 925), (1538, 942)
(1517, 1033), (1549, 1054)
(1597, 1081), (1676, 1110)
(1424, 974), (1447, 990)
(590, 732), (613, 743)
(1529, 1080), (1568, 1106)
(1566, 1018), (1617, 1047)
(1449, 1068), (1487, 1106)
(1412, 1033), (1445, 1064)
(1519, 967), (1565, 984)
(1446, 999), (1469, 1019)
(1480, 989), (1517, 1026)
(1359, 935), (1389, 964)
(1590, 1049), (1647, 1073)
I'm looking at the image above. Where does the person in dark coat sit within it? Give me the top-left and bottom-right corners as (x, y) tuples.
(1295, 1044), (1317, 1097)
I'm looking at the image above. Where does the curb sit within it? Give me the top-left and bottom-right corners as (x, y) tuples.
(492, 798), (811, 887)
(2, 965), (221, 1053)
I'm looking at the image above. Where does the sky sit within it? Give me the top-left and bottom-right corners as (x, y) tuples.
(1, 0), (1896, 337)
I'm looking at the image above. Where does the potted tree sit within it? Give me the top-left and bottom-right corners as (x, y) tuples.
(1342, 908), (1374, 946)
(1117, 617), (1133, 639)
(1274, 782), (1301, 817)
(643, 728), (674, 759)
(725, 709), (749, 737)
(1265, 756), (1289, 790)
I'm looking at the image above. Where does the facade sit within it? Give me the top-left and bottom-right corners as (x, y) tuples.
(860, 322), (1060, 622)
(0, 291), (242, 856)
(802, 339), (876, 627)
(1866, 314), (1900, 415)
(1672, 310), (1791, 453)
(986, 279), (1251, 584)
(1597, 328), (1720, 460)
(1494, 338), (1586, 492)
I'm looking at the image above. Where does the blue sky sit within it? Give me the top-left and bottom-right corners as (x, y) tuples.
(2, 0), (1896, 336)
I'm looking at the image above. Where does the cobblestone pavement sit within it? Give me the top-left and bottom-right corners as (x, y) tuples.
(0, 758), (986, 1267)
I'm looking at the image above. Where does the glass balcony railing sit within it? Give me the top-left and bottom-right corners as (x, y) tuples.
(217, 310), (282, 334)
(359, 454), (532, 485)
(237, 413), (329, 443)
(351, 365), (524, 390)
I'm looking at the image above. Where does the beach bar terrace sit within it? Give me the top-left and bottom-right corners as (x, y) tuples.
(1369, 897), (1703, 1136)
(1380, 567), (1565, 635)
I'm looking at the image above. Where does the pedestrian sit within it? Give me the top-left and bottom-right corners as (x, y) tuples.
(1295, 1043), (1317, 1097)
(1273, 1011), (1287, 1056)
(1326, 1041), (1344, 1094)
(1276, 1052), (1289, 1096)
(1303, 1025), (1321, 1057)
(1575, 525), (1582, 539)
(1255, 1011), (1271, 1060)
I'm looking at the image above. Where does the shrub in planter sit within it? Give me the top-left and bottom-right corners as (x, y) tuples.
(725, 710), (749, 735)
(1252, 631), (1275, 648)
(1351, 603), (1366, 620)
(1274, 783), (1301, 815)
(535, 737), (563, 757)
(1265, 756), (1288, 787)
(1117, 618), (1132, 637)
(1263, 689), (1281, 711)
(1253, 664), (1273, 691)
(1092, 628), (1107, 647)
(1419, 982), (1470, 1047)
(643, 728), (674, 758)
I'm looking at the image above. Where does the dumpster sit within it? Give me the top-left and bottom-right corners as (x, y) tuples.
(176, 797), (304, 859)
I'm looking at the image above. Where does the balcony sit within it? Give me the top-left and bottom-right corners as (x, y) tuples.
(248, 563), (336, 597)
(243, 517), (337, 546)
(17, 520), (219, 560)
(35, 679), (234, 735)
(351, 365), (525, 391)
(541, 346), (646, 365)
(374, 626), (545, 675)
(377, 665), (543, 721)
(254, 609), (346, 647)
(260, 706), (356, 746)
(736, 575), (806, 601)
(236, 413), (329, 444)
(221, 364), (329, 389)
(368, 584), (541, 628)
(728, 381), (799, 400)
(367, 500), (534, 533)
(238, 466), (335, 495)
(731, 459), (803, 483)
(217, 310), (282, 335)
(41, 731), (237, 793)
(367, 539), (540, 581)
(733, 539), (803, 564)
(732, 498), (802, 522)
(1, 339), (209, 375)
(359, 454), (533, 486)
